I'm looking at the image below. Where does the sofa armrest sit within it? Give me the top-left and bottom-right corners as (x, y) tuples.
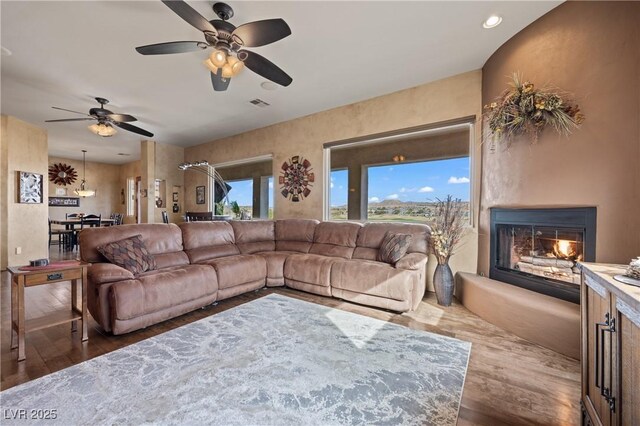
(395, 253), (428, 270)
(88, 263), (135, 286)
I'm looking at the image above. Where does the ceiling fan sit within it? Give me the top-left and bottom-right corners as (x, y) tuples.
(45, 97), (154, 138)
(136, 1), (292, 92)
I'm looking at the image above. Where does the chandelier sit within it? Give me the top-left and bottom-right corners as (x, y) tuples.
(75, 150), (96, 197)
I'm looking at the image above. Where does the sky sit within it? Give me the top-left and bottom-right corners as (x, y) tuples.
(226, 177), (273, 209)
(331, 157), (470, 207)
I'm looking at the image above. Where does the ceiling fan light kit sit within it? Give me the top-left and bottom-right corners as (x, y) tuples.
(88, 122), (117, 137)
(136, 1), (293, 92)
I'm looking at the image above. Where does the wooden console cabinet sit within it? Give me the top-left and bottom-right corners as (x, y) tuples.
(581, 263), (640, 426)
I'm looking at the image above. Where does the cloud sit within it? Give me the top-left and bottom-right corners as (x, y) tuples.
(418, 186), (434, 193)
(369, 196), (380, 202)
(268, 181), (273, 189)
(399, 187), (417, 193)
(448, 176), (470, 184)
(330, 182), (334, 188)
(386, 194), (399, 200)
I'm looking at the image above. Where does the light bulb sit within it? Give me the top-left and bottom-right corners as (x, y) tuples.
(226, 55), (245, 76)
(209, 49), (227, 68)
(221, 64), (233, 78)
(203, 58), (219, 74)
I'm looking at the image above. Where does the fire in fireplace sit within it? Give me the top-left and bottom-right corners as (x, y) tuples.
(490, 207), (596, 303)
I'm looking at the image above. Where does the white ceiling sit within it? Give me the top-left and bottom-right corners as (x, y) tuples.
(1, 1), (560, 164)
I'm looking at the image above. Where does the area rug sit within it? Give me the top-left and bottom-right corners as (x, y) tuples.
(0, 294), (471, 425)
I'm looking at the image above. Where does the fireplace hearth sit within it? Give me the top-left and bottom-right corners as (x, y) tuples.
(490, 207), (596, 303)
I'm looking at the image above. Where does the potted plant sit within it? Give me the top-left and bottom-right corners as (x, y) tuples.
(428, 195), (467, 306)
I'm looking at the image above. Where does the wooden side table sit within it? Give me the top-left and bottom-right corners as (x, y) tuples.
(8, 261), (90, 361)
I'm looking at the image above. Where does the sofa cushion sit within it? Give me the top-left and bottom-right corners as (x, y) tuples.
(354, 222), (430, 260)
(230, 220), (275, 254)
(88, 263), (135, 286)
(97, 235), (156, 274)
(284, 253), (338, 286)
(377, 232), (413, 265)
(331, 259), (416, 302)
(309, 222), (361, 259)
(202, 254), (266, 290)
(179, 222), (240, 263)
(109, 264), (218, 321)
(80, 223), (184, 264)
(275, 219), (319, 253)
(257, 251), (294, 279)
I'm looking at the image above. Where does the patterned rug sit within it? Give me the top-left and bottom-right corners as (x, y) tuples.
(0, 294), (471, 425)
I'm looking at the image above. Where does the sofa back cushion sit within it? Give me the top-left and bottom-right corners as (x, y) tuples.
(309, 221), (362, 259)
(354, 222), (430, 261)
(230, 220), (275, 254)
(275, 219), (319, 253)
(179, 222), (239, 263)
(80, 224), (189, 269)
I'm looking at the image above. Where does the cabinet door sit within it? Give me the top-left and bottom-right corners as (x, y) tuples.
(582, 274), (613, 426)
(612, 297), (640, 426)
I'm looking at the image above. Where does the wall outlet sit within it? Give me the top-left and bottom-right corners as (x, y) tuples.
(15, 247), (22, 255)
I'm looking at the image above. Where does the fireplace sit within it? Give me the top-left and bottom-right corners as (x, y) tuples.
(490, 207), (596, 303)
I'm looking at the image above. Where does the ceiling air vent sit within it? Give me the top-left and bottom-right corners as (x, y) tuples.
(249, 98), (270, 108)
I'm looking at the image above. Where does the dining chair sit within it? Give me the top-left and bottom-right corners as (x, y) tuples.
(161, 211), (169, 224)
(48, 218), (73, 251)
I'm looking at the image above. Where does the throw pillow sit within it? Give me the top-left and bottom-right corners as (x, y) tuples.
(97, 234), (156, 275)
(377, 232), (413, 265)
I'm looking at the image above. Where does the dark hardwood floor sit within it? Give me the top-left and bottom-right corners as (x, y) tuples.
(1, 247), (581, 425)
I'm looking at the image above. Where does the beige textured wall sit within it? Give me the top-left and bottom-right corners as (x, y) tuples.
(153, 142), (185, 224)
(479, 1), (640, 273)
(1, 116), (49, 269)
(185, 71), (483, 289)
(47, 156), (121, 220)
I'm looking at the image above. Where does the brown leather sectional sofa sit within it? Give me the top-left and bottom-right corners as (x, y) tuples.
(80, 220), (430, 335)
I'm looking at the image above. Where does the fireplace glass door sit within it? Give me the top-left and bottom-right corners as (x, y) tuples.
(495, 224), (584, 285)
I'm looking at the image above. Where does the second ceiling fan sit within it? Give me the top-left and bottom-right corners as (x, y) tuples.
(136, 0), (293, 92)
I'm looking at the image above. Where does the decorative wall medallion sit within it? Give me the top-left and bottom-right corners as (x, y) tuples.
(279, 155), (314, 202)
(18, 171), (43, 203)
(48, 163), (77, 186)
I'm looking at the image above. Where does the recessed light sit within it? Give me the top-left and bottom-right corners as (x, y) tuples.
(483, 15), (502, 29)
(260, 81), (278, 91)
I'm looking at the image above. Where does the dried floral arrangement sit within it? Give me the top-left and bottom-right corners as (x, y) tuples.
(484, 73), (585, 144)
(428, 195), (467, 265)
(627, 257), (640, 280)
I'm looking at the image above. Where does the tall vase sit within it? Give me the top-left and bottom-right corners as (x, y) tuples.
(434, 262), (454, 306)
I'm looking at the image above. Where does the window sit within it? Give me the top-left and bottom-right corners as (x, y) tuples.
(325, 123), (472, 224)
(330, 169), (348, 220)
(366, 157), (470, 224)
(267, 176), (274, 219)
(225, 178), (253, 217)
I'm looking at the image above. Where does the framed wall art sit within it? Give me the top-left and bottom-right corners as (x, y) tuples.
(196, 186), (206, 205)
(18, 171), (43, 203)
(279, 155), (314, 202)
(49, 197), (80, 207)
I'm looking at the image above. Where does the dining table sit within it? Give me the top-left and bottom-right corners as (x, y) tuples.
(50, 218), (116, 250)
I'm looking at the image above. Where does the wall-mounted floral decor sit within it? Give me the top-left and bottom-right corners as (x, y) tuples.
(484, 74), (585, 145)
(48, 163), (77, 186)
(279, 155), (314, 202)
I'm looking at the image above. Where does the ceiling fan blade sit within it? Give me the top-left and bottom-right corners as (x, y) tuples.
(107, 113), (137, 123)
(45, 118), (95, 123)
(161, 0), (218, 35)
(113, 122), (154, 138)
(135, 41), (207, 55)
(241, 50), (292, 87)
(51, 106), (92, 116)
(210, 69), (230, 92)
(232, 19), (291, 47)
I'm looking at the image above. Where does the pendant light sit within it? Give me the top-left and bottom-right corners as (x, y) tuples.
(75, 150), (96, 197)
